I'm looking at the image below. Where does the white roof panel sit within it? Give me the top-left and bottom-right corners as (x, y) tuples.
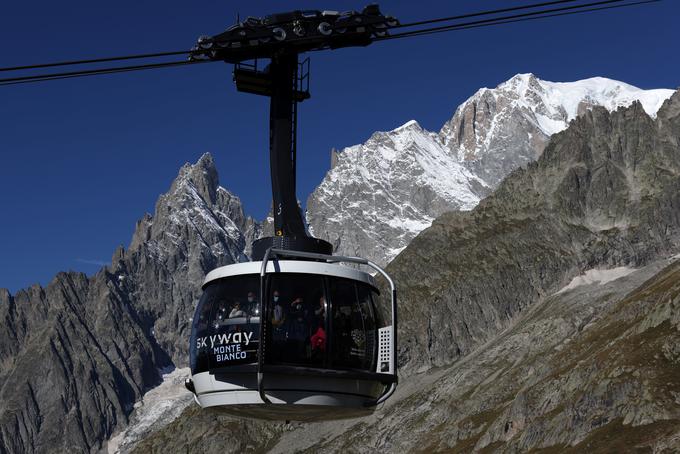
(203, 260), (377, 289)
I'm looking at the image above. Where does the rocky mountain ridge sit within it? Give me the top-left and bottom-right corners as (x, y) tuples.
(307, 119), (489, 262)
(307, 74), (674, 266)
(441, 73), (673, 185)
(391, 91), (680, 373)
(0, 153), (251, 453)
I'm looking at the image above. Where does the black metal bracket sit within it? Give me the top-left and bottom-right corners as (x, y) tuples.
(233, 57), (310, 101)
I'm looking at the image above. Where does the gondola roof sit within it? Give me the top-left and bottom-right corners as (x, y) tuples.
(203, 259), (378, 289)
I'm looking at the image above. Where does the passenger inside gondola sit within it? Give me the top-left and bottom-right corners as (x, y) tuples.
(266, 274), (327, 366)
(271, 290), (286, 327)
(229, 301), (246, 318)
(310, 324), (326, 359)
(246, 291), (260, 316)
(314, 295), (326, 322)
(214, 300), (229, 327)
(311, 293), (327, 361)
(286, 296), (310, 362)
(271, 289), (286, 356)
(329, 277), (376, 370)
(190, 274), (262, 374)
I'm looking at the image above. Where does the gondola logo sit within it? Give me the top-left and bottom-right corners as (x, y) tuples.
(195, 331), (254, 350)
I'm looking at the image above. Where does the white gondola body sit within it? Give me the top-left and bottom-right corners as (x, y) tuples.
(188, 259), (397, 420)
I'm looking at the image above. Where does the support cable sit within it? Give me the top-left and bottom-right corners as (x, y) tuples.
(0, 0), (661, 86)
(391, 0), (587, 29)
(0, 50), (191, 73)
(378, 0), (657, 42)
(0, 60), (213, 86)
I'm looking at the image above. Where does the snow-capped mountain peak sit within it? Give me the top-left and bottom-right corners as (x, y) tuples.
(307, 74), (674, 266)
(307, 118), (490, 265)
(392, 118), (422, 131)
(440, 74), (674, 187)
(498, 73), (671, 130)
(128, 153), (254, 266)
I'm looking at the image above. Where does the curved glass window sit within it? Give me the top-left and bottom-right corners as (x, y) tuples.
(266, 273), (327, 367)
(265, 274), (376, 371)
(191, 272), (379, 375)
(190, 275), (260, 374)
(329, 278), (377, 371)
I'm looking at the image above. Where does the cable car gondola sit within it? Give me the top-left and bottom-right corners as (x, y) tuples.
(186, 248), (397, 420)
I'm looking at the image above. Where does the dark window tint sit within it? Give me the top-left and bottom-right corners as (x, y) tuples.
(266, 274), (326, 367)
(330, 279), (377, 371)
(190, 275), (260, 374)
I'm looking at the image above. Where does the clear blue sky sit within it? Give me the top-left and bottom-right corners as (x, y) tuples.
(1, 0), (678, 293)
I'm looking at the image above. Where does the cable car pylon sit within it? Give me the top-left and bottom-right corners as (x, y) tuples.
(188, 5), (398, 257)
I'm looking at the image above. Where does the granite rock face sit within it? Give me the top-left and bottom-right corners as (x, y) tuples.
(0, 153), (256, 453)
(440, 73), (673, 187)
(130, 405), (282, 454)
(121, 153), (256, 365)
(306, 74), (673, 266)
(0, 272), (166, 453)
(391, 92), (680, 374)
(307, 120), (489, 263)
